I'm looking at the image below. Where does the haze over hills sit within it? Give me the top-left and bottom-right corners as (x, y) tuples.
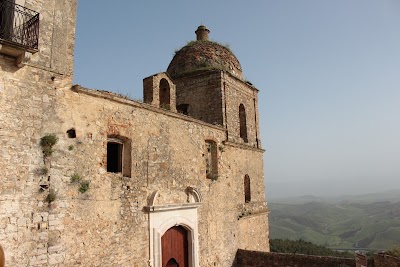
(269, 189), (400, 204)
(268, 189), (400, 251)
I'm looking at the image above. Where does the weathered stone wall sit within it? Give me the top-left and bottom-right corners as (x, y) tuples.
(174, 70), (224, 125)
(235, 250), (400, 267)
(0, 1), (269, 266)
(143, 72), (177, 112)
(0, 0), (76, 266)
(1, 76), (268, 266)
(174, 69), (262, 150)
(373, 253), (400, 267)
(235, 250), (356, 267)
(238, 213), (269, 252)
(223, 73), (260, 149)
(48, 86), (269, 266)
(25, 0), (77, 75)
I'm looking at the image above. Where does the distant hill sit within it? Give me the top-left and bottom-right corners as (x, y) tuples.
(269, 191), (400, 250)
(270, 189), (400, 204)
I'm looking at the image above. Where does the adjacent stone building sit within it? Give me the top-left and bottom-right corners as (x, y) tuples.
(0, 1), (269, 266)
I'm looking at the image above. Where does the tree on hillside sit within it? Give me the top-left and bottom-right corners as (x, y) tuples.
(388, 245), (400, 257)
(270, 239), (353, 258)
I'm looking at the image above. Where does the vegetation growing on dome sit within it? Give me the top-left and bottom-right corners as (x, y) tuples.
(174, 40), (232, 55)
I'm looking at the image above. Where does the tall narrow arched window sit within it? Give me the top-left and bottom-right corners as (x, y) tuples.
(244, 174), (251, 203)
(159, 78), (171, 110)
(239, 104), (248, 143)
(205, 140), (218, 180)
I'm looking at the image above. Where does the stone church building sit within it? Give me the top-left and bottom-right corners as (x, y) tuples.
(0, 0), (269, 266)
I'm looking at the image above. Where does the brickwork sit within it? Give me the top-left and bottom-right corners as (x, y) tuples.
(224, 74), (261, 148)
(174, 70), (224, 125)
(167, 39), (243, 80)
(143, 72), (177, 112)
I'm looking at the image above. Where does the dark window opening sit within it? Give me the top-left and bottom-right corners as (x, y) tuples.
(244, 174), (251, 203)
(239, 104), (248, 143)
(107, 142), (122, 173)
(67, 128), (76, 138)
(159, 78), (171, 110)
(107, 137), (132, 177)
(177, 104), (189, 115)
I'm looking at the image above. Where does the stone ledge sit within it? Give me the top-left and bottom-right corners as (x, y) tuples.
(144, 202), (202, 213)
(223, 141), (265, 152)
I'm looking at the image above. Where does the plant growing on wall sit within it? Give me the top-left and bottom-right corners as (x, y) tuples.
(78, 180), (90, 193)
(40, 133), (58, 157)
(70, 173), (82, 183)
(45, 189), (56, 203)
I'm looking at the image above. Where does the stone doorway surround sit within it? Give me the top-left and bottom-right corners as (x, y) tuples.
(144, 189), (202, 267)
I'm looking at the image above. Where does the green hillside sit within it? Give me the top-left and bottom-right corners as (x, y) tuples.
(269, 200), (400, 250)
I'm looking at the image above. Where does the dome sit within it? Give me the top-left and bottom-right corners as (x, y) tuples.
(167, 25), (243, 79)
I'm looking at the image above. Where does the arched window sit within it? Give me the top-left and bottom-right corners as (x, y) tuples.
(107, 136), (131, 177)
(205, 140), (218, 180)
(159, 78), (171, 110)
(244, 174), (251, 203)
(239, 104), (248, 143)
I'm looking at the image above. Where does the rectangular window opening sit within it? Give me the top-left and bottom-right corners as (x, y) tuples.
(107, 141), (123, 173)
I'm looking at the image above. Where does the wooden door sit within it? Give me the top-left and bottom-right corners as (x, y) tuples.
(0, 244), (4, 267)
(161, 226), (188, 267)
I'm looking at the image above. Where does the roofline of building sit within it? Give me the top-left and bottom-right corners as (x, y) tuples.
(71, 84), (225, 131)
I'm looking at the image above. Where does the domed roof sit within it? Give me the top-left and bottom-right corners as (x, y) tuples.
(167, 25), (243, 79)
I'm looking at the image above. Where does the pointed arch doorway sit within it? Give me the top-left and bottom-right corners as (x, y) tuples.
(162, 226), (188, 267)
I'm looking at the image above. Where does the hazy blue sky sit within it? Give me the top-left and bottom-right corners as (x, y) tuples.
(73, 1), (400, 199)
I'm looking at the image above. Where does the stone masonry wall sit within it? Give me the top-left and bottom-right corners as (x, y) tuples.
(235, 250), (355, 267)
(174, 70), (224, 125)
(0, 0), (77, 266)
(223, 73), (261, 149)
(24, 0), (76, 75)
(235, 250), (400, 267)
(1, 84), (267, 266)
(0, 1), (269, 265)
(373, 253), (400, 267)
